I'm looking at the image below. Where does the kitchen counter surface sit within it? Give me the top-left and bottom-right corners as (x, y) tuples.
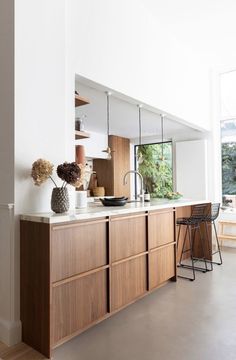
(20, 198), (210, 224)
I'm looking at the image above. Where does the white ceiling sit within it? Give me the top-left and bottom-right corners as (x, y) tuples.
(75, 80), (203, 141)
(141, 0), (236, 67)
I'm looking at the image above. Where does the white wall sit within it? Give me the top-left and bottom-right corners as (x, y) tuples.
(175, 140), (208, 200)
(76, 131), (108, 159)
(71, 0), (211, 131)
(0, 205), (21, 345)
(14, 0), (73, 214)
(0, 0), (18, 346)
(0, 0), (14, 205)
(0, 0), (75, 346)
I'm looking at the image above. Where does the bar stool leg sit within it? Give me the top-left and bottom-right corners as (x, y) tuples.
(213, 221), (223, 265)
(204, 221), (213, 271)
(197, 225), (208, 273)
(177, 224), (195, 281)
(188, 224), (195, 281)
(178, 225), (187, 267)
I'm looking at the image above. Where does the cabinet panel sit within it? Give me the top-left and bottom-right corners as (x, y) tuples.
(149, 209), (174, 249)
(111, 135), (130, 197)
(111, 256), (147, 311)
(175, 206), (191, 262)
(93, 135), (130, 197)
(149, 244), (175, 289)
(51, 270), (108, 345)
(51, 221), (107, 282)
(111, 215), (146, 262)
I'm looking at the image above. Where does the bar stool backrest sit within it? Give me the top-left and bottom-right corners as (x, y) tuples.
(207, 203), (220, 221)
(190, 203), (209, 221)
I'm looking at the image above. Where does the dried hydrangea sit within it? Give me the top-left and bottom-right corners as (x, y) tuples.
(57, 162), (84, 187)
(31, 159), (54, 186)
(73, 164), (86, 188)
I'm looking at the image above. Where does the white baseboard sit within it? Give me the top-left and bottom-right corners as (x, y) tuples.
(0, 318), (21, 346)
(0, 204), (21, 346)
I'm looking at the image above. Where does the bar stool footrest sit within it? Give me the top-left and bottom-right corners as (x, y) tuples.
(177, 274), (195, 281)
(177, 264), (207, 273)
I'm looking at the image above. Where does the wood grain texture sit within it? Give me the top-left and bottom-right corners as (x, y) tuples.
(20, 207), (183, 357)
(111, 135), (130, 197)
(0, 342), (45, 360)
(148, 209), (175, 249)
(75, 94), (90, 107)
(192, 203), (212, 261)
(92, 158), (114, 195)
(51, 221), (108, 282)
(149, 244), (175, 289)
(110, 214), (146, 262)
(93, 135), (130, 197)
(111, 256), (147, 311)
(176, 205), (192, 262)
(51, 270), (108, 345)
(20, 221), (51, 358)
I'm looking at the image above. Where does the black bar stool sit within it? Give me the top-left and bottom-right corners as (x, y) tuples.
(177, 204), (209, 281)
(204, 203), (223, 265)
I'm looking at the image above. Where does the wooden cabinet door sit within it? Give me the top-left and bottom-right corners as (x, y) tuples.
(110, 135), (130, 197)
(111, 255), (147, 311)
(149, 244), (176, 289)
(148, 209), (175, 249)
(93, 135), (130, 197)
(51, 270), (108, 345)
(51, 220), (108, 282)
(111, 214), (146, 262)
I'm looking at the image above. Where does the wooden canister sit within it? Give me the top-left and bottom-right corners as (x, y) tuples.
(92, 187), (105, 197)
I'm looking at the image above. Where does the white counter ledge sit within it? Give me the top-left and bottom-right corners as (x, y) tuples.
(20, 198), (210, 224)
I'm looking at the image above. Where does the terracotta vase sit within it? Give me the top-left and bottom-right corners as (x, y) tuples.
(75, 145), (86, 165)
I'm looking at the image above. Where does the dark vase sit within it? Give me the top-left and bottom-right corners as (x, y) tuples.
(51, 187), (69, 213)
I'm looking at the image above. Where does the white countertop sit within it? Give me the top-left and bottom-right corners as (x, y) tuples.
(20, 198), (210, 224)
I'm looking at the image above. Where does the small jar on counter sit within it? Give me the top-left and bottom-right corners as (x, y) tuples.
(144, 189), (151, 202)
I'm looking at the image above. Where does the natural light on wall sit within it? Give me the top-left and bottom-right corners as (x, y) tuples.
(220, 70), (236, 208)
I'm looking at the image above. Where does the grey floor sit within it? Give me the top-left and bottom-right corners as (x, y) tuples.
(53, 249), (236, 360)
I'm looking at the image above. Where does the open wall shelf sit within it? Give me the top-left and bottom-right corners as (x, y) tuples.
(75, 130), (90, 140)
(75, 94), (90, 107)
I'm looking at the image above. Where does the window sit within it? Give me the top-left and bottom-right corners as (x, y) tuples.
(220, 70), (236, 208)
(221, 120), (236, 206)
(135, 141), (173, 198)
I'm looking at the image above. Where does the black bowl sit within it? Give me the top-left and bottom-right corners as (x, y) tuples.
(99, 197), (128, 206)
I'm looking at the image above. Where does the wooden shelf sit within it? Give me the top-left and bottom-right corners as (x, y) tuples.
(75, 130), (90, 140)
(75, 94), (90, 107)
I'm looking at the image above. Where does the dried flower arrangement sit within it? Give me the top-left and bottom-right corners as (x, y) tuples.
(31, 159), (84, 188)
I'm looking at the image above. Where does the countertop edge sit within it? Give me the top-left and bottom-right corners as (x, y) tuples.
(20, 199), (211, 224)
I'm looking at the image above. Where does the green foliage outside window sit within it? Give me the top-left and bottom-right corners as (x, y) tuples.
(222, 142), (236, 195)
(137, 142), (173, 198)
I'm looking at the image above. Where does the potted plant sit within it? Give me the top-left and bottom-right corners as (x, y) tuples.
(31, 159), (84, 213)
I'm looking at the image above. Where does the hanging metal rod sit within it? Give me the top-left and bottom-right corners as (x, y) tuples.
(105, 91), (112, 136)
(138, 104), (143, 145)
(160, 114), (165, 160)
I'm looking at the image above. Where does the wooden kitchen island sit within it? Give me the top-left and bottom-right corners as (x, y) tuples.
(20, 199), (211, 358)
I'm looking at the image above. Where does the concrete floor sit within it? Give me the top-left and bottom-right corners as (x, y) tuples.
(53, 249), (236, 360)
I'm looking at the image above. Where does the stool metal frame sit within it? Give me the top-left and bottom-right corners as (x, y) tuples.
(203, 203), (223, 265)
(177, 204), (209, 281)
